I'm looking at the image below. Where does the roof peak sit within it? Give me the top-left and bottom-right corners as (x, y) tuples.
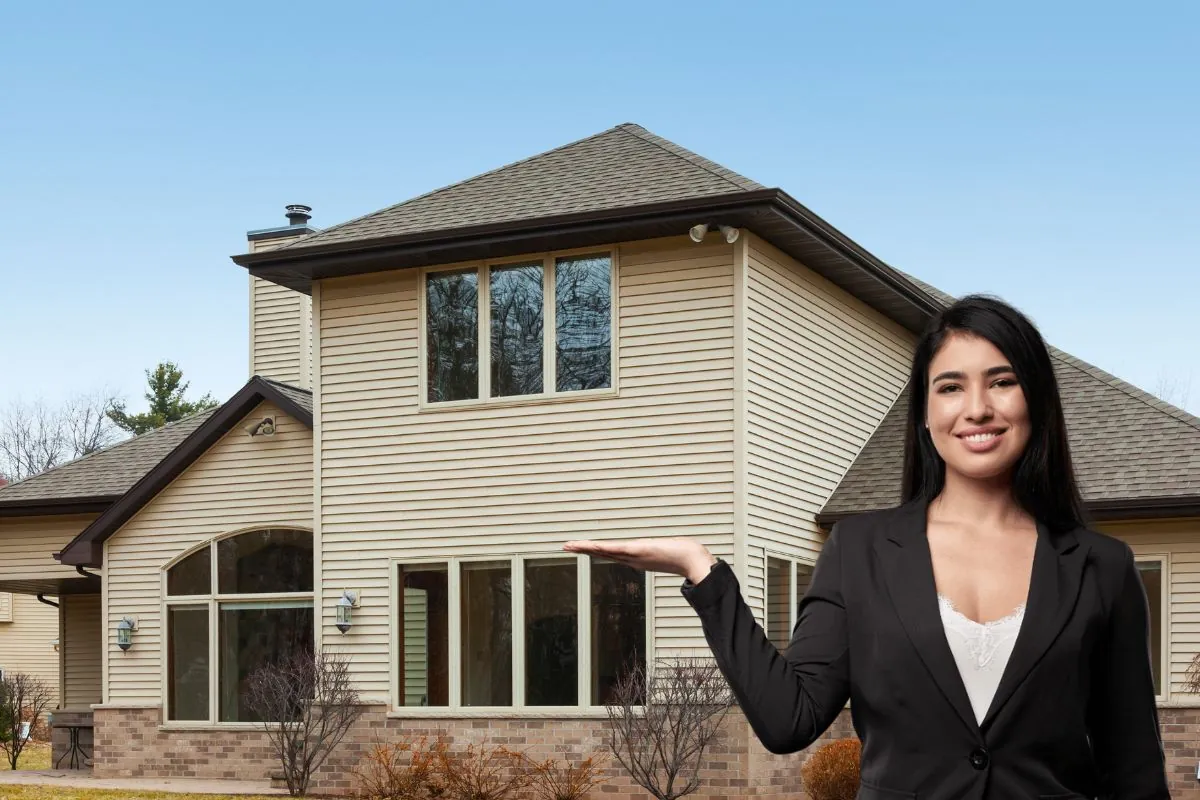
(272, 122), (763, 253)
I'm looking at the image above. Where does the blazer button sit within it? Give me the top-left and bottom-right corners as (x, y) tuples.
(969, 747), (989, 770)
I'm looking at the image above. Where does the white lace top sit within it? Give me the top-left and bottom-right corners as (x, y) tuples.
(937, 594), (1026, 725)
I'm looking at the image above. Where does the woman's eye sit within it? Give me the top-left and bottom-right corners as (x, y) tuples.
(936, 384), (961, 393)
(993, 378), (1018, 388)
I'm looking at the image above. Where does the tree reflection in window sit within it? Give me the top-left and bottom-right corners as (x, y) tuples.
(555, 255), (611, 392)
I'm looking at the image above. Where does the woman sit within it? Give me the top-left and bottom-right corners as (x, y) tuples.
(565, 295), (1169, 799)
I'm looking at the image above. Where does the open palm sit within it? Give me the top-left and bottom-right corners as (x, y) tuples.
(563, 537), (716, 583)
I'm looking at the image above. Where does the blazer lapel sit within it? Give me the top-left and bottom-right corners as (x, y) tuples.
(979, 522), (1089, 729)
(875, 499), (981, 738)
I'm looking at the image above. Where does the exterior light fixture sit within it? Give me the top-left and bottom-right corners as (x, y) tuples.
(335, 590), (359, 634)
(688, 223), (709, 243)
(116, 617), (137, 651)
(718, 225), (740, 244)
(689, 223), (739, 244)
(247, 417), (276, 437)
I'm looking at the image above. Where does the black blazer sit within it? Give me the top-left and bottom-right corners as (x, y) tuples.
(682, 499), (1170, 799)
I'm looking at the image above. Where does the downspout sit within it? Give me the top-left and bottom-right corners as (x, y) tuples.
(75, 566), (99, 580)
(36, 594), (59, 609)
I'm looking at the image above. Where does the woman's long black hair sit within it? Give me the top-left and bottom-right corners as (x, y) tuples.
(900, 294), (1087, 532)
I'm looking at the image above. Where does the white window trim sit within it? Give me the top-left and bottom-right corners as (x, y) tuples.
(159, 530), (316, 727)
(389, 552), (649, 716)
(764, 551), (816, 648)
(417, 246), (620, 411)
(1135, 553), (1170, 702)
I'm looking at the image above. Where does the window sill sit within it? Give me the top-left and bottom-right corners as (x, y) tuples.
(419, 387), (618, 413)
(387, 707), (616, 720)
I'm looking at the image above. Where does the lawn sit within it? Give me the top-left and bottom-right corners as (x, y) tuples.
(0, 744), (51, 772)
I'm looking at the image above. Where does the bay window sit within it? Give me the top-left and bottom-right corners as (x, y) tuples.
(164, 528), (315, 723)
(424, 252), (614, 405)
(394, 555), (645, 710)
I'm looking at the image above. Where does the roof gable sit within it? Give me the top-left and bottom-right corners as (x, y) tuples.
(278, 124), (764, 252)
(57, 376), (313, 567)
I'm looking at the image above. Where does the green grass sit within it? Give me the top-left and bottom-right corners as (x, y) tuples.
(0, 744), (51, 772)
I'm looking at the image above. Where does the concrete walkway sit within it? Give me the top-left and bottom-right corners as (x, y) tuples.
(0, 768), (286, 795)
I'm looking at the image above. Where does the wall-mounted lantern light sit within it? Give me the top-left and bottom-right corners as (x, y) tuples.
(116, 616), (138, 651)
(335, 590), (359, 634)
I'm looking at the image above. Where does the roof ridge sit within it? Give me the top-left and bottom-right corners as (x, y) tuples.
(277, 123), (637, 251)
(0, 407), (219, 493)
(1049, 347), (1200, 433)
(616, 124), (763, 191)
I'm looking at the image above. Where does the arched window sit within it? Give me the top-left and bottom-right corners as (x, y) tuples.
(165, 528), (314, 723)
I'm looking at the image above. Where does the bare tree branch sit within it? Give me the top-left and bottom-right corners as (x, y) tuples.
(0, 390), (124, 482)
(0, 672), (54, 769)
(604, 657), (735, 800)
(244, 649), (363, 796)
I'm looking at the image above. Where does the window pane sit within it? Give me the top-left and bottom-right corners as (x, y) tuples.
(555, 255), (611, 392)
(795, 561), (814, 629)
(461, 562), (512, 706)
(218, 602), (314, 722)
(767, 558), (791, 650)
(399, 564), (449, 707)
(491, 263), (544, 397)
(427, 269), (479, 402)
(168, 547), (211, 597)
(217, 529), (313, 595)
(525, 559), (577, 706)
(591, 561), (646, 705)
(168, 606), (209, 721)
(1137, 561), (1163, 696)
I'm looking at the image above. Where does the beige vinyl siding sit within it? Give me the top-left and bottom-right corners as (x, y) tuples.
(0, 593), (60, 703)
(1096, 518), (1200, 703)
(62, 594), (102, 709)
(318, 235), (737, 697)
(0, 514), (97, 582)
(743, 233), (915, 592)
(248, 233), (312, 388)
(103, 401), (313, 705)
(402, 589), (429, 706)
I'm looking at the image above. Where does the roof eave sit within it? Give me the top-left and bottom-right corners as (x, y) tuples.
(0, 497), (118, 518)
(57, 377), (313, 568)
(232, 189), (942, 333)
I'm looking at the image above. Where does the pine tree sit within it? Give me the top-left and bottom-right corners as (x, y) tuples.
(107, 362), (220, 435)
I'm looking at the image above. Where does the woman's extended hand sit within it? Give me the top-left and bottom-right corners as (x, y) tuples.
(563, 537), (718, 584)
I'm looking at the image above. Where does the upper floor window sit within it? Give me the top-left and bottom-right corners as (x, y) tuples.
(423, 253), (614, 405)
(1136, 557), (1166, 698)
(165, 528), (314, 724)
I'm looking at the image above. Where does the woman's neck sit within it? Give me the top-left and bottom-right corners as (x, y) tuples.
(932, 470), (1029, 528)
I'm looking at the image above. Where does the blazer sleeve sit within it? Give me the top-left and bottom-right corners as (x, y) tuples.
(1086, 543), (1170, 799)
(680, 524), (850, 754)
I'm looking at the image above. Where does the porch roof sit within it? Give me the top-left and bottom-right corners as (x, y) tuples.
(0, 575), (100, 596)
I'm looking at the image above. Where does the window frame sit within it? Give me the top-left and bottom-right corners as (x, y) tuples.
(1134, 553), (1170, 702)
(388, 552), (652, 716)
(763, 551), (816, 651)
(417, 246), (620, 411)
(159, 527), (316, 728)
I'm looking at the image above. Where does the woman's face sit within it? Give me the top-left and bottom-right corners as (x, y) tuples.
(925, 332), (1031, 483)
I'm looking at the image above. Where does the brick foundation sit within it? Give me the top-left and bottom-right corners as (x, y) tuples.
(92, 705), (1200, 797)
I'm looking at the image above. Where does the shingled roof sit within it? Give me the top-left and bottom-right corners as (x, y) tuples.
(278, 123), (765, 251)
(0, 408), (217, 515)
(58, 376), (314, 567)
(820, 278), (1200, 523)
(0, 377), (312, 517)
(233, 123), (941, 331)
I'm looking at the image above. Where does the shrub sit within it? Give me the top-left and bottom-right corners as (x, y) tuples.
(435, 742), (533, 800)
(526, 754), (609, 800)
(353, 736), (449, 800)
(799, 738), (861, 800)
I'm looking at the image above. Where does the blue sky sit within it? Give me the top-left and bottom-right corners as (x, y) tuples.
(1, 1), (1197, 416)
